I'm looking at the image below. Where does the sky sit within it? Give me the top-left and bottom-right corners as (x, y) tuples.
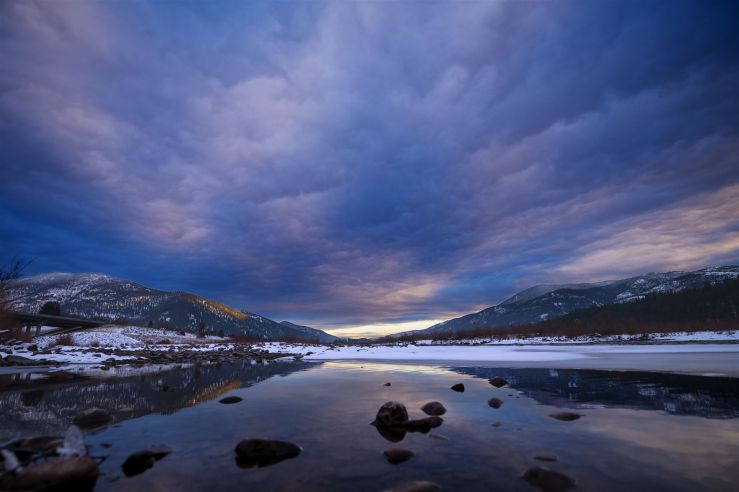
(1, 0), (738, 337)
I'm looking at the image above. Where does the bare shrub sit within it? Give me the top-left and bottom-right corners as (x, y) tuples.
(51, 334), (76, 347)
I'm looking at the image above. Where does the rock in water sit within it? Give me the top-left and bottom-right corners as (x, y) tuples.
(450, 383), (465, 392)
(383, 481), (442, 492)
(376, 427), (407, 443)
(384, 382), (392, 386)
(121, 446), (172, 477)
(488, 398), (503, 408)
(522, 466), (576, 491)
(420, 401), (447, 416)
(489, 376), (508, 388)
(219, 396), (243, 404)
(73, 409), (113, 430)
(402, 417), (443, 433)
(534, 455), (558, 462)
(234, 439), (301, 468)
(383, 448), (415, 464)
(0, 456), (99, 491)
(373, 401), (409, 427)
(549, 412), (582, 422)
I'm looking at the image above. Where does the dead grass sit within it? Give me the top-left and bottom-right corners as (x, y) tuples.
(50, 334), (76, 347)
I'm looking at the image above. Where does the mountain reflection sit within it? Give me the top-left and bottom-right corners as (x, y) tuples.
(0, 361), (316, 440)
(450, 367), (739, 419)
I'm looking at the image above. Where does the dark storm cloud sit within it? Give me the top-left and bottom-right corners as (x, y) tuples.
(1, 0), (738, 330)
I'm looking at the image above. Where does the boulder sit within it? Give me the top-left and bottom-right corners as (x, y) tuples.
(489, 376), (508, 388)
(234, 439), (301, 468)
(450, 383), (465, 392)
(372, 401), (409, 427)
(420, 401), (447, 416)
(0, 456), (99, 491)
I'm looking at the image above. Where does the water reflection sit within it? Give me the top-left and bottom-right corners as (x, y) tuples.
(1, 362), (737, 492)
(450, 367), (739, 418)
(0, 361), (316, 440)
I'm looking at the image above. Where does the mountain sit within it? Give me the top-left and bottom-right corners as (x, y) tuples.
(5, 272), (336, 342)
(279, 321), (339, 343)
(400, 266), (739, 337)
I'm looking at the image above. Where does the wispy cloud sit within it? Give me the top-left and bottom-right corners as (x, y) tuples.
(1, 0), (738, 333)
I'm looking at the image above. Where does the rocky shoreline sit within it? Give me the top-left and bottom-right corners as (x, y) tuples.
(0, 342), (300, 371)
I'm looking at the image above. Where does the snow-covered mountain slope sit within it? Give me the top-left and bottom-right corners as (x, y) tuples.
(6, 273), (335, 341)
(402, 266), (739, 337)
(279, 321), (339, 343)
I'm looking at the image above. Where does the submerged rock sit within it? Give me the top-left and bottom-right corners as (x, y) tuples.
(420, 401), (447, 416)
(383, 480), (442, 492)
(488, 398), (503, 409)
(491, 421), (502, 427)
(534, 455), (558, 462)
(121, 445), (172, 477)
(403, 416), (443, 433)
(489, 376), (508, 388)
(383, 448), (415, 464)
(522, 466), (576, 491)
(219, 396), (243, 404)
(73, 409), (113, 430)
(549, 412), (582, 422)
(0, 456), (99, 491)
(373, 401), (409, 427)
(450, 383), (465, 392)
(234, 439), (301, 468)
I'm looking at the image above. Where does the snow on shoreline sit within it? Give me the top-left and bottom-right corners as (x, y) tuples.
(257, 339), (739, 363)
(1, 327), (737, 372)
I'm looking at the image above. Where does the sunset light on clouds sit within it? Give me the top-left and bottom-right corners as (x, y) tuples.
(1, 0), (738, 335)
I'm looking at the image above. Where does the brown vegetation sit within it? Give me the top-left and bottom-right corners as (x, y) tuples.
(50, 334), (76, 346)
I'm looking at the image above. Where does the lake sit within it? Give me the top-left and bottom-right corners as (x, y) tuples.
(1, 359), (738, 491)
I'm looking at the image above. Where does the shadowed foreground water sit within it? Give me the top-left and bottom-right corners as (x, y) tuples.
(1, 360), (738, 491)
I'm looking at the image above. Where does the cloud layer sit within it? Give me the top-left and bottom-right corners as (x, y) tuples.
(1, 0), (738, 331)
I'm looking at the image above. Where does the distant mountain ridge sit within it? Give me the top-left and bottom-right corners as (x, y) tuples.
(6, 272), (339, 342)
(400, 266), (739, 337)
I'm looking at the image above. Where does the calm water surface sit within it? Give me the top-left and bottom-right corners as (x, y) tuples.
(1, 360), (738, 491)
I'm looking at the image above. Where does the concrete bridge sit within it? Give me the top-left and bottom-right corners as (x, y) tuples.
(6, 311), (105, 337)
